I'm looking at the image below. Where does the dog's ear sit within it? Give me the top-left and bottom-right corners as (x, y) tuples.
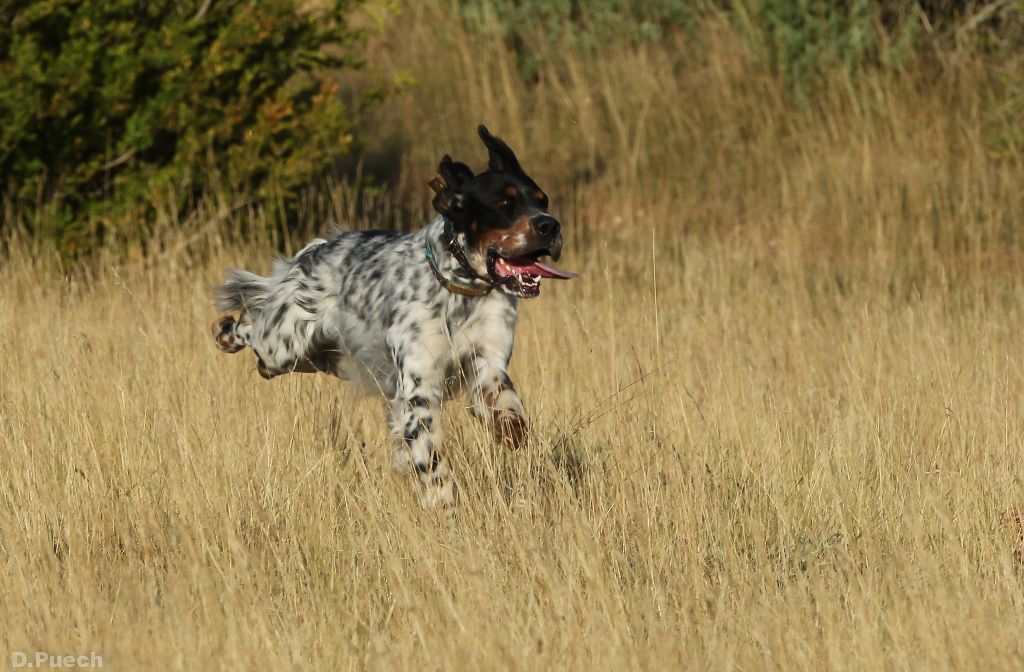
(478, 124), (523, 174)
(430, 155), (474, 217)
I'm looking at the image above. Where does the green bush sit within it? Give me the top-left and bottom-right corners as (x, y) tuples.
(0, 0), (365, 253)
(737, 0), (918, 99)
(458, 0), (699, 81)
(457, 0), (919, 96)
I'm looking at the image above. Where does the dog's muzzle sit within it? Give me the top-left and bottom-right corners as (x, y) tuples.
(531, 214), (563, 260)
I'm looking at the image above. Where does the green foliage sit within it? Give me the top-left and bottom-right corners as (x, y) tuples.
(459, 0), (921, 96)
(736, 0), (918, 99)
(991, 72), (1024, 154)
(458, 0), (699, 80)
(0, 0), (365, 252)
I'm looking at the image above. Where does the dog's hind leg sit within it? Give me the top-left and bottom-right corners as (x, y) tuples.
(211, 314), (252, 354)
(212, 313), (282, 380)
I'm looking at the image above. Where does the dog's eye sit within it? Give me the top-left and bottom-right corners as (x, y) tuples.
(495, 198), (513, 210)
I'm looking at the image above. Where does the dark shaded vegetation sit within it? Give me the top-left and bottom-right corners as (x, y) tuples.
(1, 0), (1020, 254)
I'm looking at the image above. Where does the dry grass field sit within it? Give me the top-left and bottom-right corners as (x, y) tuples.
(3, 2), (1024, 670)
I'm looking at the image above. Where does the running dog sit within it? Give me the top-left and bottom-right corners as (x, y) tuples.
(212, 125), (575, 505)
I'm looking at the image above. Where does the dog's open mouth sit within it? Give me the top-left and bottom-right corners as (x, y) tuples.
(488, 249), (577, 298)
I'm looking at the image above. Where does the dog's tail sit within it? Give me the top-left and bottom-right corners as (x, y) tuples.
(215, 270), (271, 313)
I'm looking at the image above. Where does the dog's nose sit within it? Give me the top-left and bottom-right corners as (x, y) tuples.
(532, 215), (560, 240)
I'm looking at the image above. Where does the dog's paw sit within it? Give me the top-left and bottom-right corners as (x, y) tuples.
(393, 452), (458, 507)
(419, 465), (458, 508)
(495, 412), (528, 450)
(211, 315), (245, 353)
(255, 355), (276, 380)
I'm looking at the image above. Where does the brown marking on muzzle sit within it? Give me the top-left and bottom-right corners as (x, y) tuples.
(475, 216), (544, 259)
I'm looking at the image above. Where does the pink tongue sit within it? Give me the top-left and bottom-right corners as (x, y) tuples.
(504, 258), (578, 280)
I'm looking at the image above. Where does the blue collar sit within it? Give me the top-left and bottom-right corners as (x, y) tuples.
(424, 236), (495, 297)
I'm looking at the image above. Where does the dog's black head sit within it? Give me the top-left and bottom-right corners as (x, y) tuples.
(430, 125), (575, 298)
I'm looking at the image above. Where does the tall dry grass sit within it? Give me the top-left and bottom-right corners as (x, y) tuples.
(2, 1), (1024, 669)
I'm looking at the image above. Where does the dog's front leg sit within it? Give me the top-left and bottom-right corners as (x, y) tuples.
(469, 352), (528, 450)
(387, 338), (456, 506)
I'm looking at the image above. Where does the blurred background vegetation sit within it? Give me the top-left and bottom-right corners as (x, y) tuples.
(1, 0), (1021, 256)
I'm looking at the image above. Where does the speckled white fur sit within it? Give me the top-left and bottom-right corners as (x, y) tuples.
(213, 216), (527, 506)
